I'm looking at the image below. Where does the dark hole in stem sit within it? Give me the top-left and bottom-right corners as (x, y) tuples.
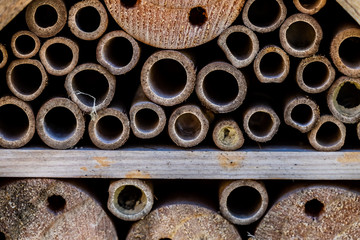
(286, 21), (316, 50)
(339, 37), (360, 69)
(305, 198), (324, 219)
(226, 32), (253, 60)
(121, 0), (137, 8)
(260, 52), (284, 78)
(47, 195), (66, 213)
(291, 104), (313, 126)
(0, 50), (3, 64)
(175, 113), (201, 141)
(0, 232), (6, 240)
(0, 104), (29, 141)
(248, 111), (273, 137)
(44, 107), (77, 141)
(316, 121), (341, 147)
(337, 82), (360, 109)
(248, 0), (281, 28)
(189, 7), (207, 26)
(299, 0), (321, 9)
(35, 5), (58, 28)
(104, 37), (133, 68)
(12, 63), (42, 95)
(118, 185), (143, 210)
(227, 186), (262, 218)
(76, 6), (101, 33)
(302, 61), (329, 88)
(15, 35), (35, 55)
(135, 108), (159, 133)
(159, 239), (172, 240)
(46, 43), (73, 70)
(96, 115), (123, 143)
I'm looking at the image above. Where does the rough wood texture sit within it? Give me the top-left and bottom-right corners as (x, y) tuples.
(337, 0), (360, 25)
(0, 0), (32, 31)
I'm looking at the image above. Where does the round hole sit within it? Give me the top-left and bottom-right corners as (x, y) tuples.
(303, 61), (329, 88)
(15, 35), (35, 55)
(299, 0), (322, 10)
(96, 115), (123, 143)
(47, 195), (66, 213)
(339, 37), (360, 69)
(135, 108), (159, 132)
(316, 121), (341, 147)
(44, 107), (77, 141)
(35, 5), (58, 28)
(286, 21), (316, 50)
(260, 52), (284, 78)
(0, 105), (29, 141)
(248, 0), (280, 28)
(189, 7), (207, 26)
(227, 186), (262, 218)
(12, 64), (42, 95)
(291, 104), (313, 126)
(149, 59), (187, 98)
(121, 0), (137, 8)
(226, 32), (253, 60)
(104, 37), (133, 68)
(336, 82), (360, 109)
(76, 6), (101, 33)
(175, 113), (201, 141)
(304, 198), (324, 219)
(118, 185), (143, 210)
(46, 43), (73, 70)
(0, 232), (6, 240)
(248, 112), (274, 137)
(203, 70), (239, 105)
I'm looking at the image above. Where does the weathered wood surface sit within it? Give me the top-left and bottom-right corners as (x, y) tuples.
(0, 0), (32, 31)
(0, 147), (360, 179)
(337, 0), (360, 25)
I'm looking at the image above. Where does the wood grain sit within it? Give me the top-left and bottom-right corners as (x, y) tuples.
(0, 0), (32, 31)
(337, 0), (360, 25)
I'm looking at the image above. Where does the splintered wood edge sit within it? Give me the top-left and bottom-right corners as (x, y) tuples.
(0, 0), (33, 31)
(336, 0), (360, 25)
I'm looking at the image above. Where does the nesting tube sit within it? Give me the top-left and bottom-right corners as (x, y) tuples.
(65, 63), (116, 113)
(130, 87), (166, 139)
(0, 96), (35, 148)
(88, 105), (130, 150)
(242, 0), (287, 33)
(0, 44), (8, 69)
(141, 50), (196, 106)
(243, 105), (280, 143)
(39, 37), (79, 76)
(217, 25), (259, 68)
(308, 115), (346, 151)
(284, 96), (320, 133)
(196, 62), (247, 113)
(296, 56), (336, 94)
(212, 118), (244, 151)
(330, 27), (360, 77)
(219, 180), (268, 225)
(108, 179), (154, 221)
(96, 30), (140, 75)
(6, 59), (48, 101)
(25, 0), (67, 38)
(168, 104), (211, 148)
(327, 76), (360, 124)
(68, 0), (108, 41)
(280, 13), (323, 58)
(36, 97), (85, 149)
(293, 0), (327, 15)
(11, 31), (40, 59)
(253, 45), (290, 84)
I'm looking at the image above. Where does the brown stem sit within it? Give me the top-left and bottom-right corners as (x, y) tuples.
(212, 118), (244, 151)
(293, 0), (327, 15)
(0, 44), (8, 69)
(11, 30), (40, 59)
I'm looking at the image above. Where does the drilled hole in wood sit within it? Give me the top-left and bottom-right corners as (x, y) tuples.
(121, 0), (137, 8)
(291, 104), (313, 126)
(175, 113), (201, 141)
(47, 195), (66, 213)
(44, 107), (76, 141)
(12, 63), (42, 95)
(305, 198), (324, 219)
(337, 82), (360, 109)
(260, 52), (284, 78)
(96, 115), (123, 143)
(104, 37), (133, 68)
(226, 32), (253, 60)
(76, 6), (100, 33)
(249, 111), (273, 137)
(0, 104), (29, 141)
(286, 21), (316, 50)
(189, 7), (207, 26)
(248, 0), (280, 27)
(303, 61), (329, 88)
(227, 186), (262, 218)
(316, 122), (341, 147)
(118, 185), (143, 210)
(15, 35), (35, 55)
(339, 37), (360, 69)
(35, 5), (58, 28)
(135, 108), (159, 133)
(46, 43), (73, 70)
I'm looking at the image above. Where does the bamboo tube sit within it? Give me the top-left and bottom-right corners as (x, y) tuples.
(0, 178), (117, 239)
(108, 179), (153, 221)
(212, 118), (244, 151)
(11, 30), (40, 59)
(36, 97), (85, 149)
(0, 44), (8, 69)
(96, 30), (140, 75)
(104, 0), (245, 49)
(308, 115), (346, 151)
(253, 45), (290, 84)
(126, 203), (241, 239)
(327, 76), (360, 124)
(130, 87), (166, 139)
(6, 59), (48, 101)
(243, 105), (280, 143)
(219, 180), (268, 225)
(330, 27), (360, 77)
(217, 25), (259, 68)
(242, 0), (287, 33)
(293, 0), (327, 15)
(0, 96), (35, 148)
(284, 96), (320, 133)
(68, 0), (108, 41)
(65, 63), (116, 114)
(88, 105), (130, 150)
(196, 62), (247, 113)
(254, 185), (360, 239)
(25, 0), (67, 38)
(168, 104), (212, 148)
(357, 121), (360, 142)
(279, 13), (323, 58)
(39, 37), (79, 76)
(296, 55), (336, 94)
(141, 50), (196, 106)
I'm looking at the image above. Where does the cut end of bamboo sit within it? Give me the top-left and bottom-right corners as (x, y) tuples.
(253, 45), (290, 83)
(196, 62), (247, 113)
(219, 180), (268, 225)
(0, 96), (35, 148)
(97, 30), (140, 75)
(293, 0), (327, 15)
(212, 118), (244, 151)
(108, 179), (153, 221)
(65, 63), (116, 113)
(217, 25), (259, 68)
(280, 13), (323, 58)
(11, 30), (40, 59)
(296, 55), (336, 93)
(242, 0), (287, 33)
(36, 97), (85, 149)
(25, 0), (67, 38)
(6, 59), (48, 101)
(141, 50), (196, 106)
(0, 44), (8, 69)
(308, 115), (346, 151)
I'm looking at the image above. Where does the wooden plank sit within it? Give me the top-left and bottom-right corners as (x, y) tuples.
(0, 147), (360, 179)
(0, 0), (33, 31)
(337, 0), (360, 25)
